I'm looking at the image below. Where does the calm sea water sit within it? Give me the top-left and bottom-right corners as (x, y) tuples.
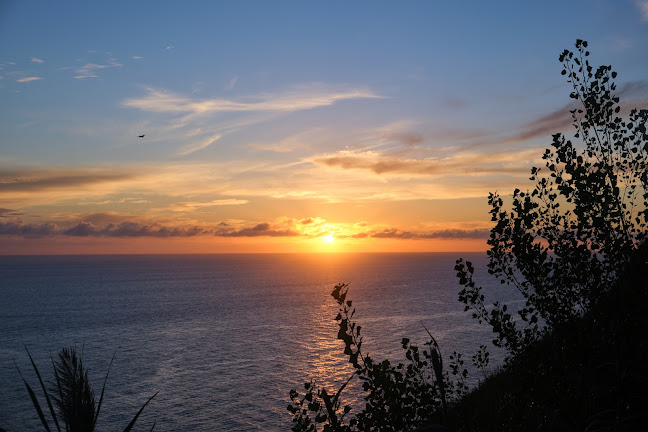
(0, 253), (516, 431)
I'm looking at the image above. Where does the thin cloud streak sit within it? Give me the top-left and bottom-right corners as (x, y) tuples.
(123, 85), (382, 115)
(177, 134), (222, 155)
(0, 208), (24, 217)
(347, 227), (489, 239)
(16, 77), (42, 83)
(74, 58), (122, 79)
(312, 148), (540, 177)
(0, 169), (135, 192)
(170, 199), (249, 211)
(122, 84), (381, 156)
(453, 79), (648, 151)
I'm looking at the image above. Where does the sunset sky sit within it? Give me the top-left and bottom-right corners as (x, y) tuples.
(1, 1), (648, 254)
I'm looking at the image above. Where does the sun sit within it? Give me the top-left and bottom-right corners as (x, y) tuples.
(323, 234), (335, 243)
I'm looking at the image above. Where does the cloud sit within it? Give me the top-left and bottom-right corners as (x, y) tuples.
(312, 147), (538, 177)
(226, 76), (238, 90)
(0, 170), (134, 192)
(74, 58), (122, 79)
(16, 76), (42, 83)
(383, 132), (424, 147)
(248, 128), (324, 153)
(132, 56), (143, 60)
(638, 0), (648, 20)
(77, 212), (138, 226)
(170, 199), (250, 211)
(506, 79), (648, 144)
(31, 57), (45, 64)
(1, 212), (489, 242)
(2, 218), (298, 239)
(508, 104), (575, 143)
(618, 80), (648, 101)
(215, 222), (299, 237)
(0, 208), (24, 217)
(445, 79), (648, 151)
(177, 134), (222, 155)
(85, 197), (150, 205)
(348, 227), (490, 239)
(0, 220), (58, 238)
(123, 84), (382, 115)
(122, 85), (381, 156)
(72, 221), (210, 237)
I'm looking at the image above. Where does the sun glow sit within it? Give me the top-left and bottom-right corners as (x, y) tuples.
(323, 234), (335, 243)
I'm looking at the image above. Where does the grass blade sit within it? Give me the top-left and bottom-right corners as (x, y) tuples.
(25, 348), (62, 432)
(14, 360), (52, 432)
(121, 391), (158, 432)
(49, 355), (64, 429)
(93, 353), (115, 430)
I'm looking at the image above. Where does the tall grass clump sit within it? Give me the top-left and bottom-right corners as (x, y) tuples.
(15, 347), (157, 432)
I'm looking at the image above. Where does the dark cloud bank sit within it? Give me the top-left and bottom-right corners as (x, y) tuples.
(0, 219), (488, 240)
(0, 220), (299, 239)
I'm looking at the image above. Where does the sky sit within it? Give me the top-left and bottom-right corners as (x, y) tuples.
(1, 0), (647, 254)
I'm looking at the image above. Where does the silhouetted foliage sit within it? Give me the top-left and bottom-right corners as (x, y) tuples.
(454, 240), (648, 431)
(451, 39), (648, 430)
(456, 39), (648, 356)
(289, 39), (648, 431)
(288, 283), (477, 431)
(15, 347), (157, 432)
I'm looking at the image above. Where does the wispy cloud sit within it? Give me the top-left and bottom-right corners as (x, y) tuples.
(0, 169), (134, 192)
(31, 57), (45, 64)
(122, 84), (381, 155)
(312, 147), (540, 177)
(16, 76), (42, 83)
(123, 84), (382, 115)
(74, 57), (122, 79)
(177, 134), (222, 155)
(0, 208), (24, 217)
(226, 76), (238, 90)
(638, 0), (648, 20)
(170, 199), (250, 211)
(83, 197), (150, 205)
(248, 128), (325, 153)
(382, 132), (424, 147)
(443, 79), (648, 151)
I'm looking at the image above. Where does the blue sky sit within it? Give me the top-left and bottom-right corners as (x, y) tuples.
(1, 1), (647, 253)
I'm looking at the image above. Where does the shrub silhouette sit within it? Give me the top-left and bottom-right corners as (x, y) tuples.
(288, 283), (468, 431)
(289, 39), (647, 431)
(456, 39), (648, 356)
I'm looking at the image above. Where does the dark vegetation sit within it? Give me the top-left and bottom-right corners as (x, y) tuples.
(288, 40), (648, 431)
(14, 347), (156, 432)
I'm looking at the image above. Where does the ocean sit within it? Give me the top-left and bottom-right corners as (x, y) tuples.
(0, 253), (516, 431)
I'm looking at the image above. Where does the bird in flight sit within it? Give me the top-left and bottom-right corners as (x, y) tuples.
(138, 134), (145, 138)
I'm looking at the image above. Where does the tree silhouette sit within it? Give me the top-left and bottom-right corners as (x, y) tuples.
(456, 39), (647, 356)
